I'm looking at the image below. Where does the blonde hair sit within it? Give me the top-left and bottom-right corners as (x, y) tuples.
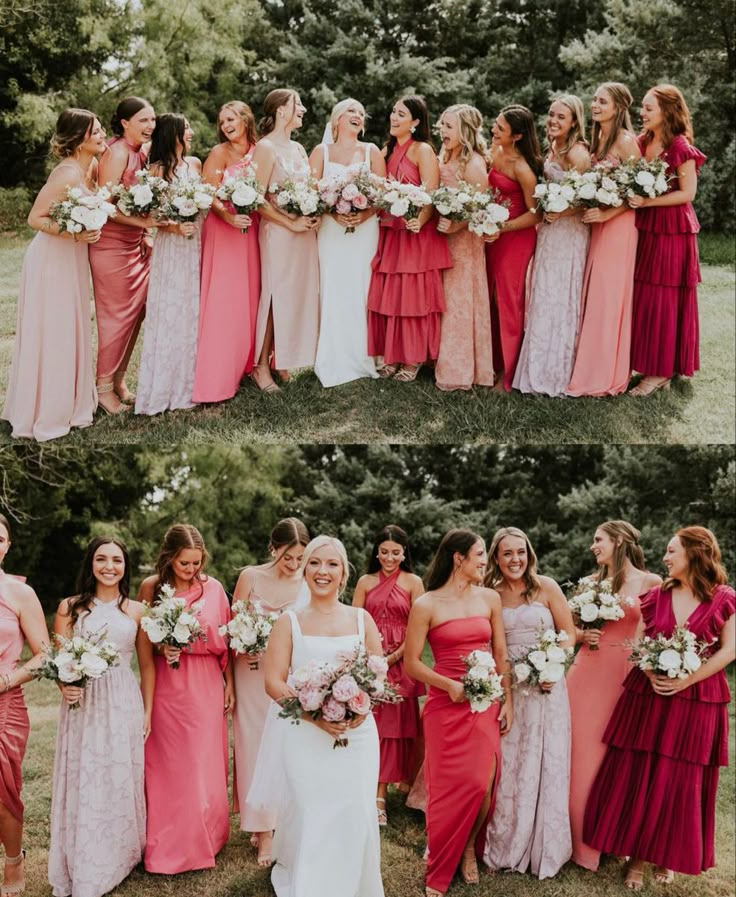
(328, 98), (366, 142)
(484, 526), (542, 601)
(591, 82), (633, 161)
(438, 104), (487, 176)
(217, 101), (257, 146)
(302, 535), (351, 594)
(547, 94), (588, 158)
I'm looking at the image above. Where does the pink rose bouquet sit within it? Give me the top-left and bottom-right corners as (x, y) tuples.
(318, 168), (380, 233)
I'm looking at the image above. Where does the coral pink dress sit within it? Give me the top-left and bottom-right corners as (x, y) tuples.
(89, 138), (149, 380)
(193, 156), (261, 402)
(144, 577), (230, 873)
(0, 588), (29, 823)
(363, 570), (424, 782)
(566, 594), (642, 870)
(367, 140), (451, 365)
(631, 135), (706, 378)
(484, 168), (537, 391)
(424, 616), (501, 893)
(435, 160), (494, 390)
(584, 585), (734, 874)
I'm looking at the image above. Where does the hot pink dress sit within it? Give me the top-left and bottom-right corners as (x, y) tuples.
(566, 594), (642, 870)
(367, 140), (451, 365)
(89, 138), (149, 379)
(0, 587), (28, 823)
(144, 576), (230, 873)
(424, 616), (501, 893)
(193, 156), (261, 402)
(484, 168), (537, 391)
(584, 585), (734, 874)
(631, 135), (706, 378)
(363, 570), (424, 782)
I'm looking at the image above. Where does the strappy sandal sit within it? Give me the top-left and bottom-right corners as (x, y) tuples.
(624, 864), (644, 891)
(2, 849), (25, 896)
(251, 364), (281, 394)
(113, 378), (136, 404)
(376, 797), (388, 826)
(654, 866), (674, 884)
(96, 382), (129, 414)
(394, 364), (421, 383)
(257, 831), (273, 867)
(377, 363), (400, 379)
(628, 377), (671, 397)
(460, 847), (480, 885)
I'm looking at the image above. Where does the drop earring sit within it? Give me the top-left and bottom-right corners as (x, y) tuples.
(410, 126), (416, 134)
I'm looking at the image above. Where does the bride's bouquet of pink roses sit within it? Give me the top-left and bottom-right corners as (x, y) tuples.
(112, 169), (169, 217)
(140, 583), (206, 669)
(318, 168), (379, 233)
(566, 576), (636, 649)
(373, 178), (433, 227)
(34, 628), (120, 709)
(219, 599), (279, 670)
(627, 624), (712, 679)
(278, 647), (401, 747)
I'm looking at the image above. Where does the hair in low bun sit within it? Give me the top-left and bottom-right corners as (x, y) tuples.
(110, 96), (152, 138)
(49, 108), (96, 159)
(259, 89), (297, 137)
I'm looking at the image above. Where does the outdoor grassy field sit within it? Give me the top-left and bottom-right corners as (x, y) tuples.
(0, 235), (733, 445)
(17, 667), (736, 897)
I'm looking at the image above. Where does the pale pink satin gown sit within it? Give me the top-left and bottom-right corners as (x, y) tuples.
(144, 576), (230, 873)
(0, 586), (29, 823)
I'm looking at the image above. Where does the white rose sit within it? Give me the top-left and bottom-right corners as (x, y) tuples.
(173, 621), (194, 643)
(467, 666), (490, 681)
(546, 195), (569, 213)
(175, 199), (198, 218)
(539, 662), (565, 683)
(241, 624), (258, 647)
(232, 186), (257, 207)
(546, 646), (567, 664)
(514, 662), (531, 682)
(194, 191), (213, 209)
(471, 650), (495, 669)
(470, 696), (493, 713)
(435, 201), (452, 216)
(560, 184), (576, 202)
(533, 183), (548, 198)
(276, 192), (291, 207)
(141, 617), (167, 643)
(68, 187), (83, 200)
(79, 651), (108, 678)
(578, 590), (596, 604)
(577, 181), (597, 200)
(682, 650), (702, 673)
(657, 648), (682, 672)
(601, 176), (618, 191)
(81, 208), (108, 230)
(635, 170), (655, 188)
(528, 650), (548, 671)
(390, 198), (410, 217)
(300, 196), (318, 215)
(130, 184), (154, 207)
(542, 629), (557, 643)
(580, 603), (599, 623)
(654, 175), (667, 193)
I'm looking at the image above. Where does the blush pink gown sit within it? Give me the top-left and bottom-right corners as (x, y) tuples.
(144, 577), (230, 873)
(0, 587), (29, 824)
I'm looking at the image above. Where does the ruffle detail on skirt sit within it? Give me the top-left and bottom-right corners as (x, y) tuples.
(372, 226), (452, 275)
(630, 282), (699, 377)
(634, 231), (701, 286)
(367, 270), (446, 316)
(367, 310), (442, 363)
(635, 204), (701, 235)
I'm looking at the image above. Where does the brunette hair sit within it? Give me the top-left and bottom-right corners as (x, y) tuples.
(148, 113), (187, 182)
(367, 525), (415, 574)
(438, 104), (488, 176)
(425, 529), (483, 592)
(640, 84), (694, 149)
(110, 96), (152, 138)
(594, 520), (646, 595)
(217, 100), (258, 146)
(386, 95), (432, 162)
(259, 89), (297, 136)
(328, 98), (366, 142)
(0, 513), (11, 540)
(302, 535), (351, 594)
(591, 82), (634, 161)
(49, 108), (96, 159)
(499, 104), (544, 178)
(153, 524), (208, 601)
(485, 526), (541, 601)
(268, 517), (311, 563)
(66, 537), (130, 625)
(546, 94), (588, 158)
(662, 526), (728, 602)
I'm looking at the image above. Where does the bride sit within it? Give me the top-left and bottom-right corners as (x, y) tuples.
(264, 535), (385, 897)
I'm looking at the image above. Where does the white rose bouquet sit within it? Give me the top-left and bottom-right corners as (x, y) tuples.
(269, 176), (325, 218)
(318, 168), (379, 233)
(628, 624), (711, 680)
(431, 182), (477, 222)
(34, 628), (120, 709)
(566, 576), (636, 649)
(613, 157), (670, 199)
(512, 627), (575, 693)
(374, 179), (433, 227)
(533, 176), (577, 214)
(219, 600), (278, 670)
(567, 165), (625, 209)
(140, 583), (206, 669)
(49, 185), (117, 234)
(216, 166), (266, 232)
(112, 169), (169, 217)
(160, 175), (216, 236)
(467, 188), (511, 237)
(461, 649), (505, 713)
(278, 647), (401, 748)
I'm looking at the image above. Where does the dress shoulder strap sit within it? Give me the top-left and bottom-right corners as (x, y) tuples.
(363, 143), (371, 167)
(357, 607), (365, 643)
(323, 143), (329, 164)
(286, 609), (303, 640)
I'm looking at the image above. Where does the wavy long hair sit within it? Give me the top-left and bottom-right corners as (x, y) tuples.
(594, 520), (647, 594)
(66, 537), (130, 626)
(386, 95), (432, 162)
(148, 113), (187, 182)
(366, 524), (415, 574)
(591, 82), (633, 161)
(425, 529), (483, 592)
(498, 104), (543, 178)
(438, 104), (488, 177)
(662, 526), (728, 602)
(217, 100), (257, 146)
(640, 84), (694, 149)
(546, 94), (588, 158)
(484, 526), (541, 601)
(152, 524), (208, 602)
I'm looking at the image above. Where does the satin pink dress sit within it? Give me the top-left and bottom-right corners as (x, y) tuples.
(89, 138), (149, 379)
(144, 577), (230, 873)
(0, 587), (28, 823)
(193, 156), (261, 402)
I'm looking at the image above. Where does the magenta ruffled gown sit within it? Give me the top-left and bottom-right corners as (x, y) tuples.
(583, 584), (733, 875)
(631, 135), (706, 378)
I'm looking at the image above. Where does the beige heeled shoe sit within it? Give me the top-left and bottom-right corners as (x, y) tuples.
(2, 849), (25, 896)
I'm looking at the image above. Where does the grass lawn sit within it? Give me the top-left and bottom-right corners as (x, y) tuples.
(18, 667), (736, 897)
(0, 235), (733, 445)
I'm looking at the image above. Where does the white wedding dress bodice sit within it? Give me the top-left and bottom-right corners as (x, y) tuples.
(315, 143), (379, 388)
(270, 609), (384, 897)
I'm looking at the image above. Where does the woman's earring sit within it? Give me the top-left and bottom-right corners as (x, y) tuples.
(410, 126), (416, 134)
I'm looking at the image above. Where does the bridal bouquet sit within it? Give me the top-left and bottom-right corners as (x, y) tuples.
(461, 649), (505, 712)
(613, 157), (670, 199)
(566, 576), (636, 649)
(628, 625), (711, 679)
(112, 169), (169, 217)
(431, 182), (477, 221)
(216, 167), (265, 232)
(374, 179), (433, 227)
(34, 628), (120, 709)
(269, 176), (325, 217)
(140, 583), (206, 669)
(49, 185), (117, 234)
(512, 627), (574, 693)
(278, 648), (401, 747)
(219, 600), (279, 670)
(533, 176), (577, 213)
(318, 168), (378, 233)
(159, 176), (216, 234)
(467, 189), (511, 237)
(568, 165), (625, 209)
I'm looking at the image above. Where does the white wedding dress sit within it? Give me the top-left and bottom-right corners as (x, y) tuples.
(270, 609), (384, 897)
(314, 144), (379, 387)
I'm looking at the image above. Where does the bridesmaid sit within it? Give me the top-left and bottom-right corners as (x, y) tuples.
(309, 98), (386, 387)
(628, 85), (706, 395)
(567, 82), (641, 396)
(584, 526), (734, 890)
(48, 537), (154, 897)
(366, 95), (452, 382)
(0, 517), (47, 897)
(90, 97), (159, 414)
(352, 525), (424, 825)
(514, 96), (591, 395)
(567, 520), (661, 871)
(193, 101), (261, 403)
(231, 517), (310, 865)
(434, 105), (495, 391)
(484, 105), (542, 391)
(404, 530), (511, 897)
(2, 109), (103, 440)
(482, 526), (575, 879)
(135, 114), (203, 416)
(251, 89), (320, 393)
(139, 524), (234, 874)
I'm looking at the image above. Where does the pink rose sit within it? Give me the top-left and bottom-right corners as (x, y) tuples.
(298, 685), (325, 712)
(352, 193), (368, 210)
(336, 199), (352, 214)
(367, 654), (389, 677)
(321, 695), (347, 721)
(342, 183), (360, 201)
(347, 689), (371, 715)
(332, 674), (360, 702)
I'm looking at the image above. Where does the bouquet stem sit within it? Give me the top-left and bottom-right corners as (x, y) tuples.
(333, 736), (349, 749)
(248, 660), (260, 671)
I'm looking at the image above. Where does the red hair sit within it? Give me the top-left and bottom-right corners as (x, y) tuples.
(641, 84), (694, 149)
(662, 525), (728, 602)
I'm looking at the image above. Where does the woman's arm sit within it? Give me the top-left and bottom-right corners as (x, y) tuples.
(489, 591), (513, 734)
(263, 612), (294, 703)
(501, 160), (541, 232)
(545, 579), (576, 649)
(132, 604), (155, 740)
(308, 144), (325, 179)
(223, 652), (235, 714)
(232, 567), (256, 605)
(52, 599), (84, 706)
(0, 584), (49, 691)
(27, 169), (102, 243)
(351, 575), (369, 609)
(651, 613), (735, 695)
(628, 159), (697, 209)
(403, 597), (465, 701)
(406, 143), (440, 232)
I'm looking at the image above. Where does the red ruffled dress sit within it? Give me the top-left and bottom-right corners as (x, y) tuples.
(631, 135), (706, 378)
(367, 140), (451, 364)
(583, 584), (733, 875)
